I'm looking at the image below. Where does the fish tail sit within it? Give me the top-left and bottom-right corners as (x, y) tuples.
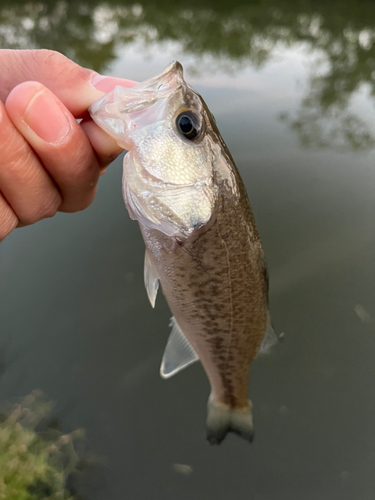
(206, 395), (254, 445)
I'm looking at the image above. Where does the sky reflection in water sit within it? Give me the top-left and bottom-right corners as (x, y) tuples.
(0, 1), (375, 499)
(1, 0), (375, 149)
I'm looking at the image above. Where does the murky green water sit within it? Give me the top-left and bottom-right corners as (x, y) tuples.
(1, 0), (375, 498)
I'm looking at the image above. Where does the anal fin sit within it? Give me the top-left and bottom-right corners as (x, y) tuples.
(258, 312), (279, 355)
(144, 249), (159, 308)
(160, 317), (199, 378)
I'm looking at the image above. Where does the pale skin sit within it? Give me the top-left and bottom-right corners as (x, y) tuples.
(0, 49), (137, 242)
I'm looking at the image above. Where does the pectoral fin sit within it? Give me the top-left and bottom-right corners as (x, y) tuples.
(160, 317), (199, 378)
(144, 249), (159, 308)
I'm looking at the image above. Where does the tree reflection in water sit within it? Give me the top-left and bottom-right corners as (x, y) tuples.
(1, 0), (375, 150)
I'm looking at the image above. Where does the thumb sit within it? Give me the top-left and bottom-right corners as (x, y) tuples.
(0, 49), (136, 117)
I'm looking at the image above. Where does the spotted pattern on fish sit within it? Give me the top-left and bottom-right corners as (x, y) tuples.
(141, 165), (268, 409)
(89, 61), (270, 443)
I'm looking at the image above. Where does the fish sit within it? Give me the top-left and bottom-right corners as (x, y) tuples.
(89, 62), (277, 445)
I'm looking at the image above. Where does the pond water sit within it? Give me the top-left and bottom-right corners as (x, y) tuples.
(1, 0), (375, 498)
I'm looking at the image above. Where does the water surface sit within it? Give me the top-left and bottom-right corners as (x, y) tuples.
(1, 1), (375, 498)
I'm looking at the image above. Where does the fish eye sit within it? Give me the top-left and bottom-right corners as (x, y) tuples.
(176, 111), (202, 141)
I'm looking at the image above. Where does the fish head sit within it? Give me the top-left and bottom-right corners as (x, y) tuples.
(89, 62), (203, 149)
(89, 62), (236, 239)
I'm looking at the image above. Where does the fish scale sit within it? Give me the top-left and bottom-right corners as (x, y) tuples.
(89, 61), (277, 445)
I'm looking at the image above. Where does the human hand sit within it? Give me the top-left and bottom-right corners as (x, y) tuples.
(0, 49), (137, 242)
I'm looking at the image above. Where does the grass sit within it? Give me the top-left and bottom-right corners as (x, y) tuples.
(0, 391), (84, 500)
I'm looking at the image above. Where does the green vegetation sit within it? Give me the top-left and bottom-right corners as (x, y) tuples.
(0, 391), (83, 500)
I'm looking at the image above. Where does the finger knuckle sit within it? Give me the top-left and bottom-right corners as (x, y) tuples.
(42, 194), (61, 219)
(33, 49), (67, 74)
(4, 147), (35, 181)
(0, 107), (19, 153)
(21, 190), (61, 225)
(0, 115), (32, 173)
(36, 192), (61, 222)
(0, 210), (18, 241)
(35, 49), (89, 84)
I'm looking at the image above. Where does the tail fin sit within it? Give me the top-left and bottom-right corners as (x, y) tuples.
(206, 396), (254, 445)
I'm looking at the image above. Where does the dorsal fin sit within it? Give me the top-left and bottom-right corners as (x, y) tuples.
(144, 249), (159, 308)
(160, 317), (199, 378)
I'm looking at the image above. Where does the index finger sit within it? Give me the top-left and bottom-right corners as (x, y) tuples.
(0, 49), (137, 117)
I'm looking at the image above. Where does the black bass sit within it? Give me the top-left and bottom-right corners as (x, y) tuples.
(89, 62), (276, 445)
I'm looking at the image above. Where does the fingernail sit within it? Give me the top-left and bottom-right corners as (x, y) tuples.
(90, 73), (138, 92)
(23, 90), (71, 143)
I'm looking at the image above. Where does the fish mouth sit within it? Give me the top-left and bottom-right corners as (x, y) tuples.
(135, 61), (184, 92)
(89, 61), (186, 150)
(114, 61), (185, 115)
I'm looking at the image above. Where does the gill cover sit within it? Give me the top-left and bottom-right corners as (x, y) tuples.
(89, 62), (217, 239)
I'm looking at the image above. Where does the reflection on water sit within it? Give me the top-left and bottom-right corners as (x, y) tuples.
(1, 1), (375, 499)
(1, 0), (375, 149)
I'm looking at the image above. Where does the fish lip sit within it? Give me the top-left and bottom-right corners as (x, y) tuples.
(158, 61), (183, 80)
(133, 60), (184, 92)
(88, 61), (187, 147)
